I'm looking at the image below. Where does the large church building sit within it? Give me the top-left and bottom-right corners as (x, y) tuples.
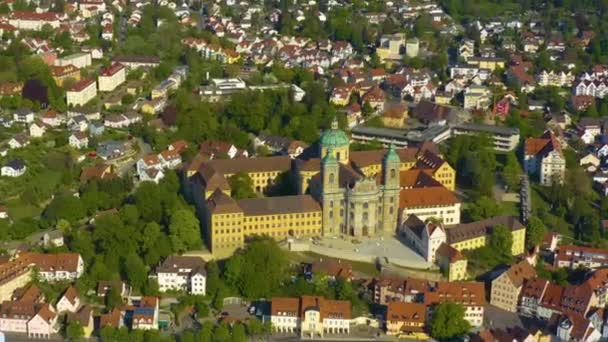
(193, 119), (457, 258)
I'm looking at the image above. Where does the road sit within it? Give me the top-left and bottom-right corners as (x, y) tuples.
(114, 137), (152, 176)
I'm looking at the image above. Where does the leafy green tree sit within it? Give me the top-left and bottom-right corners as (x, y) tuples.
(181, 331), (195, 342)
(503, 152), (522, 190)
(466, 196), (500, 221)
(123, 253), (148, 290)
(106, 286), (123, 309)
(526, 216), (546, 248)
(246, 319), (263, 336)
(231, 323), (247, 342)
(429, 302), (471, 339)
(168, 209), (202, 252)
(214, 323), (231, 342)
(134, 182), (163, 223)
(197, 321), (214, 342)
(490, 224), (513, 257)
(229, 172), (257, 199)
(66, 320), (83, 340)
(99, 326), (116, 341)
(44, 194), (86, 224)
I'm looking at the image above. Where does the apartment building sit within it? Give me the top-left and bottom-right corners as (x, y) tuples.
(372, 277), (432, 305)
(490, 260), (537, 312)
(270, 296), (351, 338)
(424, 281), (486, 327)
(51, 64), (80, 86)
(446, 216), (527, 256)
(451, 123), (520, 152)
(385, 302), (427, 338)
(98, 63), (126, 92)
(554, 245), (608, 270)
(524, 131), (565, 186)
(8, 12), (60, 30)
(55, 52), (92, 69)
(154, 256), (206, 295)
(18, 252), (84, 282)
(66, 78), (97, 107)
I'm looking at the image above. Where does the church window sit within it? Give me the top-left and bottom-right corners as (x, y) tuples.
(329, 173), (334, 184)
(390, 169), (396, 178)
(336, 152), (341, 160)
(363, 202), (369, 209)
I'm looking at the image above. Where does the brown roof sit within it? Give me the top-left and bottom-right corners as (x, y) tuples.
(237, 195), (321, 216)
(540, 283), (564, 309)
(12, 285), (43, 303)
(68, 305), (92, 326)
(206, 189), (242, 214)
(271, 297), (300, 316)
(0, 259), (30, 286)
(205, 155), (291, 175)
(413, 100), (454, 123)
(399, 186), (459, 208)
(36, 303), (56, 323)
(157, 256), (206, 275)
(61, 286), (79, 305)
(524, 131), (561, 157)
(69, 78), (95, 92)
(197, 163), (231, 192)
(271, 296), (351, 320)
(100, 308), (122, 328)
(308, 258), (353, 279)
(386, 302), (426, 330)
(446, 216), (525, 244)
(400, 169), (441, 188)
(80, 164), (113, 182)
(424, 281), (486, 306)
(503, 260), (536, 287)
(436, 242), (464, 262)
(19, 252), (81, 273)
(520, 278), (549, 300)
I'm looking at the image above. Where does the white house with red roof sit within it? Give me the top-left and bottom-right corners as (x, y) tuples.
(8, 12), (61, 30)
(524, 130), (566, 186)
(98, 63), (126, 92)
(67, 78), (97, 107)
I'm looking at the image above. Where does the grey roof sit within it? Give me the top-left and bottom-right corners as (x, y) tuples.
(453, 123), (520, 136)
(5, 159), (25, 170)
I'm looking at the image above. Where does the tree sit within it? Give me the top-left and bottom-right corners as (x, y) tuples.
(106, 286), (123, 309)
(134, 182), (163, 223)
(429, 302), (471, 339)
(214, 323), (231, 342)
(168, 209), (202, 252)
(197, 322), (214, 342)
(123, 253), (148, 290)
(229, 172), (257, 199)
(490, 224), (513, 257)
(99, 326), (116, 341)
(526, 216), (546, 248)
(503, 152), (522, 190)
(246, 319), (263, 336)
(231, 323), (247, 342)
(66, 320), (84, 340)
(466, 196), (500, 221)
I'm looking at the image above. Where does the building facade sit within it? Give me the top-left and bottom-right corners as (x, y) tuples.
(155, 256), (206, 295)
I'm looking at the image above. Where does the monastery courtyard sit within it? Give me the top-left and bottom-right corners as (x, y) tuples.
(303, 234), (432, 270)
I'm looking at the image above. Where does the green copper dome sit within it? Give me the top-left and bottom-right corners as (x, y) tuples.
(320, 118), (349, 148)
(384, 143), (400, 163)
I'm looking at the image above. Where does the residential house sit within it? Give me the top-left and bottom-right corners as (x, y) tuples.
(67, 115), (88, 132)
(88, 121), (105, 136)
(7, 11), (61, 30)
(67, 305), (93, 338)
(80, 164), (113, 183)
(519, 278), (549, 317)
(13, 108), (34, 123)
(154, 256), (206, 295)
(69, 132), (89, 149)
(1, 159), (26, 177)
(381, 104), (408, 128)
(580, 153), (600, 172)
(29, 120), (47, 138)
(55, 52), (92, 69)
(490, 260), (537, 312)
(253, 133), (308, 158)
(97, 140), (125, 160)
(131, 296), (159, 330)
(556, 314), (601, 342)
(8, 134), (30, 149)
(0, 259), (31, 302)
(41, 111), (62, 127)
(25, 303), (58, 339)
(524, 131), (566, 186)
(56, 286), (80, 313)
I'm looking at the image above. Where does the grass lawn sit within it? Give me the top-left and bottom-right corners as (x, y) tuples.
(497, 201), (519, 217)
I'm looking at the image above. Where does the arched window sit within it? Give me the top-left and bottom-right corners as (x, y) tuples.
(363, 202), (369, 209)
(329, 173), (334, 184)
(336, 151), (341, 160)
(390, 169), (396, 178)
